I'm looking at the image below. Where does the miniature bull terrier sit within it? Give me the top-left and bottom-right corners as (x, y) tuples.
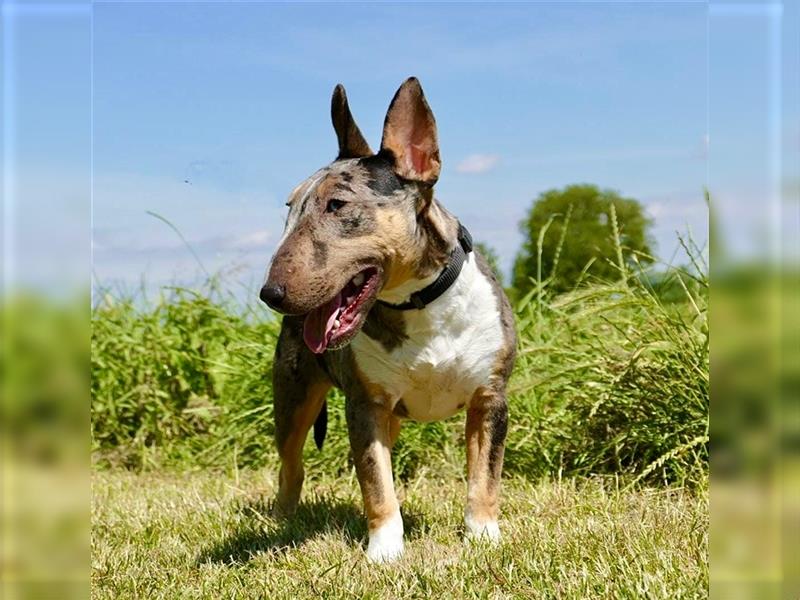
(260, 77), (516, 563)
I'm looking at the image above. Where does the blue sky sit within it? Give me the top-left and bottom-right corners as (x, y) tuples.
(5, 1), (798, 296)
(91, 2), (709, 292)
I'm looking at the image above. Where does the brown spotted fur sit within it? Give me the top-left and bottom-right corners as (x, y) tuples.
(264, 78), (516, 549)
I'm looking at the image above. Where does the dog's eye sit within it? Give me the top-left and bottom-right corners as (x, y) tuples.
(326, 198), (347, 213)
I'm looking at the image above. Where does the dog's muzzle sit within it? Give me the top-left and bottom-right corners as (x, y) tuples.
(259, 283), (286, 310)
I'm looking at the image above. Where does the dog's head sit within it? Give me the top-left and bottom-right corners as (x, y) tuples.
(260, 78), (456, 353)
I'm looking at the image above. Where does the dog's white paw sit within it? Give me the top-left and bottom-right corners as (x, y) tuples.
(366, 510), (404, 563)
(464, 513), (501, 544)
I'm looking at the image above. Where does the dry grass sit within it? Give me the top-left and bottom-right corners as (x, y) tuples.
(89, 225), (709, 597)
(92, 469), (707, 599)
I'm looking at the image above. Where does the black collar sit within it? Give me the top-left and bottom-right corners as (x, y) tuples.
(378, 222), (473, 311)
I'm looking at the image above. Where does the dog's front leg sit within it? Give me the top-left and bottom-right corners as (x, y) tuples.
(464, 387), (508, 542)
(272, 319), (331, 516)
(346, 397), (403, 563)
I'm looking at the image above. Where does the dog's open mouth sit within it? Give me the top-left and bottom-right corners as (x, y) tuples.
(303, 267), (381, 354)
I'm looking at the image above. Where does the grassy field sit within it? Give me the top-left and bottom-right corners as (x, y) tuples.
(92, 469), (707, 599)
(90, 231), (708, 597)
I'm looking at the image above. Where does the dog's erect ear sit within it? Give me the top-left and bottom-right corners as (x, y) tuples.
(331, 84), (373, 159)
(380, 77), (441, 185)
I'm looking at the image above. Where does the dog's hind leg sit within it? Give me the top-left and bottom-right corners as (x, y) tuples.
(272, 317), (332, 515)
(464, 387), (508, 542)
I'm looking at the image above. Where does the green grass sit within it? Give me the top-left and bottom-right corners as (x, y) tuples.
(92, 469), (708, 599)
(90, 226), (709, 597)
(91, 257), (707, 487)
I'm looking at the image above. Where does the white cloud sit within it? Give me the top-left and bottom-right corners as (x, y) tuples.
(646, 201), (665, 219)
(89, 169), (285, 292)
(455, 154), (500, 174)
(226, 230), (271, 250)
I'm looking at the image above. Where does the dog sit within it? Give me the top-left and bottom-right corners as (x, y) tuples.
(259, 78), (516, 563)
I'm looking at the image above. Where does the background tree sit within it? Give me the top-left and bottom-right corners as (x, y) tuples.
(475, 242), (504, 286)
(512, 184), (654, 296)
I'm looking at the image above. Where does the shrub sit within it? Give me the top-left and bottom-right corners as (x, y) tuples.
(92, 250), (707, 489)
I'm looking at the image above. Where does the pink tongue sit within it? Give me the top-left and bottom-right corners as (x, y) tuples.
(303, 292), (342, 354)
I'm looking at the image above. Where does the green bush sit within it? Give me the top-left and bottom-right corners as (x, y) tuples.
(91, 245), (708, 488)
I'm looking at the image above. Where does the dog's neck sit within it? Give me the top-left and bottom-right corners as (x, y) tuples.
(378, 198), (460, 305)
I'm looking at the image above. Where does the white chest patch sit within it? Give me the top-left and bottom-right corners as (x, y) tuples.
(352, 255), (505, 422)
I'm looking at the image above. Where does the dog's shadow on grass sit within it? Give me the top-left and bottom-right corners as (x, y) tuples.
(196, 495), (425, 566)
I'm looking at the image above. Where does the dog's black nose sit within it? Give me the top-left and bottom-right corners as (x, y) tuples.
(259, 283), (286, 309)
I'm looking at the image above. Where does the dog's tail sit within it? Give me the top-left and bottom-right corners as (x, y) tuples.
(313, 400), (328, 450)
